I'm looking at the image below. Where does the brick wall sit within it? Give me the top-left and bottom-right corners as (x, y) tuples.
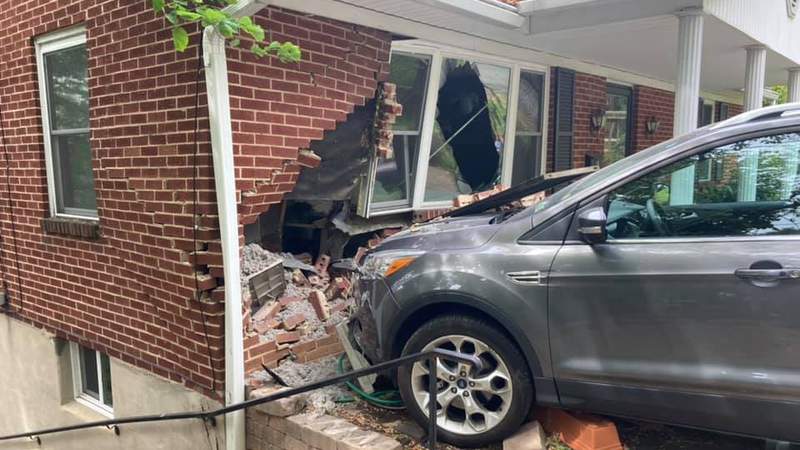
(572, 72), (607, 167)
(0, 0), (224, 397)
(632, 85), (674, 152)
(228, 7), (391, 229)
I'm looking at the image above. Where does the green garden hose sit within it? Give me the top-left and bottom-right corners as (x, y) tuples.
(337, 353), (405, 409)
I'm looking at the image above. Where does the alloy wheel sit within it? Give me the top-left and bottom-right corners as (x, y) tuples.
(410, 334), (513, 436)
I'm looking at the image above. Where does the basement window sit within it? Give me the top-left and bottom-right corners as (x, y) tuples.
(35, 27), (97, 220)
(366, 43), (548, 216)
(70, 343), (114, 416)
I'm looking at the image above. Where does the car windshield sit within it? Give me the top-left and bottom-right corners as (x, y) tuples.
(528, 129), (707, 218)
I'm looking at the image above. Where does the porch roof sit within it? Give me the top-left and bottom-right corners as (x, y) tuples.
(245, 0), (800, 102)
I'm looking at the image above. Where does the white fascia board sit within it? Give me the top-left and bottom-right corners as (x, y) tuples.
(518, 0), (601, 14)
(413, 0), (527, 28)
(202, 27), (246, 450)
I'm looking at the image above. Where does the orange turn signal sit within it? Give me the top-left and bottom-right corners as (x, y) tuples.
(384, 256), (417, 277)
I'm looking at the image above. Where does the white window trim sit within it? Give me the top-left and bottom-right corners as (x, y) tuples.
(370, 41), (550, 215)
(69, 342), (114, 418)
(35, 26), (97, 221)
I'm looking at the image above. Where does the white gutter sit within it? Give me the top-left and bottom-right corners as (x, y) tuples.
(202, 27), (245, 450)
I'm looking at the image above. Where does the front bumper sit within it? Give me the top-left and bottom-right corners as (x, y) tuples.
(351, 272), (401, 364)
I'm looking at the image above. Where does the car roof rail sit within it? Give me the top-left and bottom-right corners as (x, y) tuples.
(710, 102), (800, 131)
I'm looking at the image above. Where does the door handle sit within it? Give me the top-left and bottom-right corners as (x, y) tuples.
(735, 268), (800, 280)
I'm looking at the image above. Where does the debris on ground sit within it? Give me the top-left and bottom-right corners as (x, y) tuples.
(248, 356), (352, 415)
(242, 243), (357, 378)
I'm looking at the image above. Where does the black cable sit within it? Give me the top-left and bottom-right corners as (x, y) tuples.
(191, 42), (218, 394)
(0, 94), (24, 312)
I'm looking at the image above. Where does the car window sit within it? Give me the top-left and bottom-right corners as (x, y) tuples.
(606, 132), (800, 239)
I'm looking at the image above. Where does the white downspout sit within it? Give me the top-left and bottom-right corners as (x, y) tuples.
(202, 27), (246, 450)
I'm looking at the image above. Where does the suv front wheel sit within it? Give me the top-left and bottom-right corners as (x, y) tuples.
(397, 314), (533, 447)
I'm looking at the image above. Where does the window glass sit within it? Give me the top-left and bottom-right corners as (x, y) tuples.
(55, 133), (96, 211)
(424, 59), (510, 202)
(371, 53), (430, 207)
(80, 346), (100, 399)
(100, 353), (113, 407)
(45, 45), (89, 130)
(607, 133), (800, 239)
(603, 85), (632, 166)
(512, 70), (544, 185)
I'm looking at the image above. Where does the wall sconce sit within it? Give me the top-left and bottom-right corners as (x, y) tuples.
(645, 116), (661, 135)
(590, 109), (606, 134)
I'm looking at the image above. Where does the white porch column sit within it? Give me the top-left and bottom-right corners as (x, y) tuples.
(670, 8), (704, 206)
(737, 46), (768, 202)
(743, 46), (767, 111)
(788, 68), (800, 103)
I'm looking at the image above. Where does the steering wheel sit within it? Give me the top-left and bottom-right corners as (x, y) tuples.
(646, 199), (669, 236)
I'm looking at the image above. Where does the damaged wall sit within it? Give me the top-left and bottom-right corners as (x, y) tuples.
(227, 6), (392, 228)
(0, 0), (223, 398)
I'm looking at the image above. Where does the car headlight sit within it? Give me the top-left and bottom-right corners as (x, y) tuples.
(362, 251), (424, 278)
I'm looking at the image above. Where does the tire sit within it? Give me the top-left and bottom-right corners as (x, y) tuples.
(397, 314), (533, 448)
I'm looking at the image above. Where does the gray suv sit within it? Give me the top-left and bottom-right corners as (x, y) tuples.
(352, 104), (800, 447)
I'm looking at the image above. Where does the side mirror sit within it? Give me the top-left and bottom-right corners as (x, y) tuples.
(577, 207), (607, 244)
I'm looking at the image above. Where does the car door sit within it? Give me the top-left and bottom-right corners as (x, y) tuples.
(548, 130), (800, 441)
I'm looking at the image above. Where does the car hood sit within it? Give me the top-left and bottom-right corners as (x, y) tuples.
(377, 214), (500, 252)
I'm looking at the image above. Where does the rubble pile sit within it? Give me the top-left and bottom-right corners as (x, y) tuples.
(242, 244), (356, 375)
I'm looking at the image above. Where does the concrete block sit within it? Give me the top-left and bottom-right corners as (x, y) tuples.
(250, 386), (306, 417)
(503, 421), (546, 450)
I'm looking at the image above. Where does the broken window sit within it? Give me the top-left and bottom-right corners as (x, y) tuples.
(371, 52), (430, 209)
(424, 59), (510, 202)
(363, 43), (548, 216)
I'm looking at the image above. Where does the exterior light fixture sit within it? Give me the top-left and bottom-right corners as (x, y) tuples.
(645, 116), (661, 135)
(590, 109), (606, 134)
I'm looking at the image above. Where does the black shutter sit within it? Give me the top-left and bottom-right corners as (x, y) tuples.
(553, 67), (575, 171)
(717, 103), (730, 121)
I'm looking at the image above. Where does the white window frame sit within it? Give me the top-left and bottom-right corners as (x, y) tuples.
(368, 40), (550, 215)
(34, 26), (97, 220)
(70, 342), (114, 417)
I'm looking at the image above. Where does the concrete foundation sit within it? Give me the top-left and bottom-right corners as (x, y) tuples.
(0, 315), (225, 450)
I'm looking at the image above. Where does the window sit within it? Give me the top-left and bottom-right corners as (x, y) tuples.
(511, 70), (545, 185)
(366, 42), (548, 215)
(698, 98), (715, 127)
(606, 132), (800, 239)
(371, 52), (431, 211)
(35, 28), (96, 219)
(603, 84), (633, 166)
(424, 58), (511, 202)
(71, 343), (113, 415)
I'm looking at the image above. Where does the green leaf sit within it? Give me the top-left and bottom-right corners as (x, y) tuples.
(277, 42), (301, 63)
(239, 16), (265, 42)
(250, 43), (268, 57)
(218, 18), (240, 38)
(176, 9), (203, 21)
(152, 0), (165, 13)
(172, 26), (189, 52)
(229, 38), (240, 48)
(165, 10), (178, 25)
(198, 7), (227, 26)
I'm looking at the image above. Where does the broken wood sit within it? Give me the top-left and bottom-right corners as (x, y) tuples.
(336, 321), (376, 393)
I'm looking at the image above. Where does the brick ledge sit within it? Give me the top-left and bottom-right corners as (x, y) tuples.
(42, 216), (101, 240)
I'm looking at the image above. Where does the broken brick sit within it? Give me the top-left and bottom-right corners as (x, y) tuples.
(282, 313), (306, 330)
(381, 228), (401, 238)
(252, 301), (281, 323)
(367, 235), (383, 249)
(314, 254), (331, 275)
(308, 289), (330, 320)
(291, 269), (309, 286)
(279, 295), (302, 307)
(254, 318), (280, 334)
(325, 276), (352, 300)
(297, 149), (321, 168)
(330, 302), (348, 314)
(276, 331), (302, 344)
